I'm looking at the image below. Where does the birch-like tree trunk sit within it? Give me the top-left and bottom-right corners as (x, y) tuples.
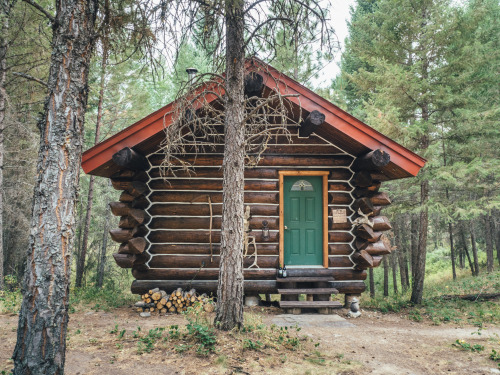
(75, 40), (108, 288)
(215, 0), (245, 331)
(12, 0), (97, 373)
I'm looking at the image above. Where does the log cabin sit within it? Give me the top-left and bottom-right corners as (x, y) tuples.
(82, 58), (425, 313)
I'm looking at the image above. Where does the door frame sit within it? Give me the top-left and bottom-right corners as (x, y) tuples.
(279, 170), (329, 268)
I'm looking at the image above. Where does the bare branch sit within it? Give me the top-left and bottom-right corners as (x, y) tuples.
(21, 0), (55, 24)
(12, 72), (48, 88)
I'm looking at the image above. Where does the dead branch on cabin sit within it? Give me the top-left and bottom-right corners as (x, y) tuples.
(158, 66), (301, 178)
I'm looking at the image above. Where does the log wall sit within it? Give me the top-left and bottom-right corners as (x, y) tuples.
(108, 129), (372, 295)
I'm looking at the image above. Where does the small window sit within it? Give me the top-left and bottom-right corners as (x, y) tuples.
(291, 179), (314, 191)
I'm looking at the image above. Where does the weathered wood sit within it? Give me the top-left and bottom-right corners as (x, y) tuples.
(148, 230), (278, 243)
(353, 224), (382, 243)
(352, 250), (374, 268)
(119, 191), (134, 203)
(354, 238), (370, 251)
(370, 192), (391, 206)
(113, 253), (136, 268)
(352, 184), (383, 198)
(352, 197), (375, 215)
(109, 226), (146, 243)
(149, 216), (278, 230)
(131, 195), (149, 209)
(364, 240), (391, 255)
(109, 202), (131, 216)
(149, 243), (278, 255)
(148, 166), (351, 180)
(149, 154), (352, 167)
(112, 147), (149, 171)
(110, 170), (148, 181)
(330, 220), (352, 231)
(351, 171), (373, 187)
(371, 216), (392, 231)
(129, 208), (150, 225)
(128, 237), (147, 254)
(132, 268), (366, 281)
(371, 256), (383, 268)
(435, 293), (500, 301)
(352, 149), (390, 171)
(148, 203), (278, 217)
(112, 180), (148, 197)
(244, 72), (264, 97)
(329, 243), (354, 255)
(299, 110), (325, 137)
(149, 191), (278, 204)
(329, 192), (352, 205)
(118, 215), (139, 229)
(328, 182), (352, 191)
(148, 179), (278, 191)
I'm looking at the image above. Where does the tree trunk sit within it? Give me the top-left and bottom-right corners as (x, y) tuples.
(410, 213), (419, 283)
(484, 215), (494, 272)
(410, 179), (429, 304)
(394, 218), (408, 291)
(494, 214), (500, 266)
(215, 0), (245, 331)
(460, 221), (475, 276)
(0, 0), (10, 291)
(369, 268), (375, 298)
(75, 41), (108, 288)
(470, 221), (480, 276)
(391, 253), (398, 294)
(12, 1), (97, 373)
(383, 255), (389, 297)
(448, 222), (456, 280)
(97, 191), (111, 288)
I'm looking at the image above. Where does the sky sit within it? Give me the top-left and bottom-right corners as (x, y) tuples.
(309, 0), (357, 89)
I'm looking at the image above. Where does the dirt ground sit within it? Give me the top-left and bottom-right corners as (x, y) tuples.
(1, 306), (499, 375)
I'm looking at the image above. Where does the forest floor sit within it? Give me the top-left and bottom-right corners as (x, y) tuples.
(1, 304), (499, 375)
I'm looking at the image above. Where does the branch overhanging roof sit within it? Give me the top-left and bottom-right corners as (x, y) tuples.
(82, 58), (426, 180)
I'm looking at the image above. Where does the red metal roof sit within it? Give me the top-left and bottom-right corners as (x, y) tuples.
(82, 58), (426, 179)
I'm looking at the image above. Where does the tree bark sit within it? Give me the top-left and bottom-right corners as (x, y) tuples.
(369, 267), (375, 298)
(460, 221), (475, 276)
(75, 39), (108, 288)
(449, 222), (456, 280)
(97, 190), (111, 288)
(410, 178), (429, 304)
(215, 0), (245, 331)
(470, 221), (480, 276)
(394, 218), (408, 291)
(383, 255), (389, 297)
(12, 1), (97, 373)
(410, 213), (419, 283)
(391, 253), (398, 294)
(484, 215), (494, 272)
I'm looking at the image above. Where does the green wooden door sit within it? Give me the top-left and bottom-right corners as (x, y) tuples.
(283, 176), (323, 266)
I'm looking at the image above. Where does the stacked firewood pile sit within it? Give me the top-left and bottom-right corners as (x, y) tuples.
(135, 288), (214, 314)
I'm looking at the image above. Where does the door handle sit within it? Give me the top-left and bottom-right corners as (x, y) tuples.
(284, 226), (288, 230)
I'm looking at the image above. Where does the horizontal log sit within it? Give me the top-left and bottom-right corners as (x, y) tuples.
(113, 253), (136, 268)
(149, 179), (278, 191)
(328, 182), (352, 192)
(129, 208), (150, 225)
(352, 149), (390, 171)
(148, 203), (279, 217)
(148, 255), (352, 269)
(112, 147), (149, 171)
(112, 180), (149, 197)
(109, 202), (131, 217)
(149, 243), (279, 255)
(370, 192), (391, 206)
(330, 219), (352, 231)
(364, 240), (391, 255)
(352, 197), (374, 215)
(131, 195), (149, 209)
(299, 110), (325, 137)
(149, 216), (278, 230)
(148, 167), (351, 180)
(148, 230), (279, 243)
(329, 193), (353, 205)
(111, 170), (148, 181)
(119, 191), (135, 203)
(351, 250), (373, 268)
(352, 184), (382, 198)
(133, 268), (366, 281)
(150, 191), (278, 204)
(110, 226), (147, 243)
(149, 154), (353, 167)
(131, 279), (366, 295)
(119, 215), (139, 229)
(351, 171), (373, 188)
(329, 243), (353, 255)
(371, 216), (392, 231)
